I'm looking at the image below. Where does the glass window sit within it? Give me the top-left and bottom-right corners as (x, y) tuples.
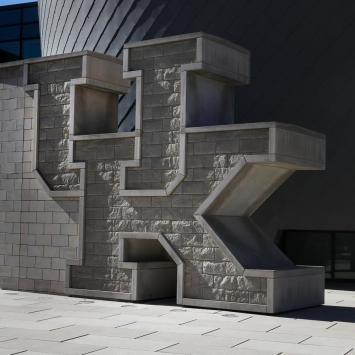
(22, 23), (40, 39)
(281, 231), (332, 273)
(0, 26), (21, 41)
(0, 41), (20, 57)
(22, 39), (41, 59)
(281, 230), (355, 280)
(23, 7), (38, 23)
(334, 232), (355, 279)
(0, 9), (21, 25)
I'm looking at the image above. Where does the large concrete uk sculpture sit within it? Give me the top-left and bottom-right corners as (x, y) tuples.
(0, 33), (325, 313)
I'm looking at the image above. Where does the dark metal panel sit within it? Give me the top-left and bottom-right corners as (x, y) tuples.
(105, 0), (151, 56)
(46, 0), (65, 55)
(56, 0), (83, 54)
(125, 0), (166, 43)
(43, 0), (58, 56)
(72, 0), (108, 52)
(143, 0), (187, 39)
(51, 0), (74, 56)
(94, 0), (136, 54)
(83, 0), (121, 51)
(64, 0), (95, 53)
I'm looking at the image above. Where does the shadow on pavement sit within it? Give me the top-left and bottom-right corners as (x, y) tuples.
(281, 305), (355, 323)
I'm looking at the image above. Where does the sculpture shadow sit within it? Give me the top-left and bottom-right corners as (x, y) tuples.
(281, 305), (355, 323)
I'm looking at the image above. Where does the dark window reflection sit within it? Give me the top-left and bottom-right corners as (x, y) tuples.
(281, 230), (355, 280)
(0, 26), (21, 41)
(23, 6), (38, 23)
(0, 3), (41, 63)
(23, 24), (40, 39)
(23, 39), (41, 58)
(0, 42), (20, 57)
(0, 10), (21, 25)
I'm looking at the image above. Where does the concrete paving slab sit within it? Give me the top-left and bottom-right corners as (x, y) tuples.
(205, 328), (310, 344)
(67, 334), (178, 352)
(120, 321), (220, 335)
(0, 327), (88, 342)
(62, 324), (157, 339)
(234, 339), (351, 355)
(0, 289), (353, 354)
(88, 348), (175, 355)
(159, 342), (278, 355)
(0, 338), (105, 355)
(136, 331), (247, 347)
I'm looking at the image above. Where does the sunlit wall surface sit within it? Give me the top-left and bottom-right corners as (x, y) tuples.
(0, 2), (41, 63)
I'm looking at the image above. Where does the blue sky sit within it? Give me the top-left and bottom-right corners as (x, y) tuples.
(0, 0), (37, 6)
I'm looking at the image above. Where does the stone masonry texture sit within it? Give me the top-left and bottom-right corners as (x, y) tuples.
(69, 42), (268, 305)
(0, 58), (81, 294)
(0, 50), (268, 306)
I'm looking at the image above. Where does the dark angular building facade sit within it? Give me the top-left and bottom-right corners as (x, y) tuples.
(37, 0), (355, 281)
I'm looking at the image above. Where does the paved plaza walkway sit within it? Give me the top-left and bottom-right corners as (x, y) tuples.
(0, 289), (354, 354)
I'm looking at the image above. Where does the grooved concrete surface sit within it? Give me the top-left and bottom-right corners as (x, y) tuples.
(0, 289), (353, 355)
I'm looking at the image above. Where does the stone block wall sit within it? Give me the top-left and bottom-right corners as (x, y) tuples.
(126, 39), (196, 190)
(0, 58), (81, 294)
(0, 65), (24, 290)
(28, 58), (82, 191)
(0, 37), (324, 313)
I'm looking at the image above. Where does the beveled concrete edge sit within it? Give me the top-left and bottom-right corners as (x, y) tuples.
(0, 50), (123, 69)
(123, 32), (250, 55)
(244, 265), (325, 278)
(70, 77), (130, 94)
(183, 121), (325, 140)
(71, 131), (138, 141)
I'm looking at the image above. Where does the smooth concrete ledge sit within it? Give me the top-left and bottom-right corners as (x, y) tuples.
(244, 265), (325, 278)
(0, 50), (122, 70)
(70, 132), (137, 141)
(124, 32), (250, 55)
(183, 121), (325, 139)
(70, 77), (129, 94)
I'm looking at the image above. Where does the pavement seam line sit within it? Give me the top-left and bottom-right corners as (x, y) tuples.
(61, 333), (89, 342)
(155, 342), (180, 352)
(134, 331), (159, 339)
(37, 315), (61, 322)
(178, 319), (197, 325)
(201, 327), (220, 335)
(231, 339), (250, 348)
(237, 316), (253, 323)
(115, 321), (136, 328)
(298, 335), (312, 344)
(266, 325), (281, 332)
(49, 324), (76, 331)
(82, 346), (108, 355)
(326, 322), (338, 329)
